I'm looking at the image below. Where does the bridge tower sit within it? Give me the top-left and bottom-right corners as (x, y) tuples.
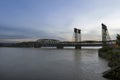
(74, 28), (81, 42)
(74, 28), (81, 49)
(102, 23), (112, 46)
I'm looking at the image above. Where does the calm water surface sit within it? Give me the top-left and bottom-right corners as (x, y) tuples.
(0, 48), (109, 80)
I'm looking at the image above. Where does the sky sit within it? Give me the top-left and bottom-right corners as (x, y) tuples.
(0, 0), (120, 42)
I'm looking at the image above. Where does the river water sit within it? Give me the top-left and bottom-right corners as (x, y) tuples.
(0, 48), (109, 80)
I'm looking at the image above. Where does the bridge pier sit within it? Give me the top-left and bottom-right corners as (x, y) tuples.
(32, 42), (41, 48)
(75, 45), (81, 49)
(57, 44), (63, 49)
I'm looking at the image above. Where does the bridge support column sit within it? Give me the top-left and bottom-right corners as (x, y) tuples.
(75, 45), (81, 49)
(57, 44), (63, 49)
(34, 43), (41, 48)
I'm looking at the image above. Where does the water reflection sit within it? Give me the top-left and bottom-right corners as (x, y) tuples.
(74, 50), (81, 61)
(0, 48), (108, 80)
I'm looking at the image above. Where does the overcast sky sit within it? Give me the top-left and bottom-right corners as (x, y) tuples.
(0, 0), (120, 42)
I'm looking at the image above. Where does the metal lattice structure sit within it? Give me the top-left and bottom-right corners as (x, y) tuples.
(102, 23), (113, 46)
(36, 39), (60, 47)
(32, 24), (114, 49)
(74, 28), (81, 42)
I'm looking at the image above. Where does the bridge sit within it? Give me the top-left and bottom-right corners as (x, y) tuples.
(34, 23), (115, 49)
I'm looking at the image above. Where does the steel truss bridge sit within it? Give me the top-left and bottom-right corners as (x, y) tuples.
(34, 40), (115, 49)
(34, 24), (115, 49)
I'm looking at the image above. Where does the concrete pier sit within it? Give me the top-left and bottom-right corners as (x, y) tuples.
(57, 44), (63, 49)
(75, 45), (81, 49)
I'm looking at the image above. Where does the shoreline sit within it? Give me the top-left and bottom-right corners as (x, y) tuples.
(98, 47), (120, 79)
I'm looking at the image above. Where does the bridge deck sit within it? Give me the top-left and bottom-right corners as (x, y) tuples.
(39, 42), (104, 47)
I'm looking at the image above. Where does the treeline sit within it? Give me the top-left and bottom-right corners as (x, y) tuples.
(0, 42), (41, 48)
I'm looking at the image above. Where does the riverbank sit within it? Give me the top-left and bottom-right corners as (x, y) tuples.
(98, 47), (120, 79)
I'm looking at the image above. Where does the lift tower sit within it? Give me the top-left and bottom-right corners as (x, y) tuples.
(74, 28), (81, 42)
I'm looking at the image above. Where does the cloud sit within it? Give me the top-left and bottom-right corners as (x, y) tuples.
(0, 0), (120, 42)
(0, 25), (64, 42)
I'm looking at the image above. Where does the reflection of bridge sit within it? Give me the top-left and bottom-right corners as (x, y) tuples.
(34, 24), (114, 49)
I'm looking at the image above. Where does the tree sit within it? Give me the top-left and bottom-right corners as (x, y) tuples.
(116, 34), (120, 46)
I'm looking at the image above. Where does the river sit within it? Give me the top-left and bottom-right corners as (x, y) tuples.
(0, 48), (109, 80)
